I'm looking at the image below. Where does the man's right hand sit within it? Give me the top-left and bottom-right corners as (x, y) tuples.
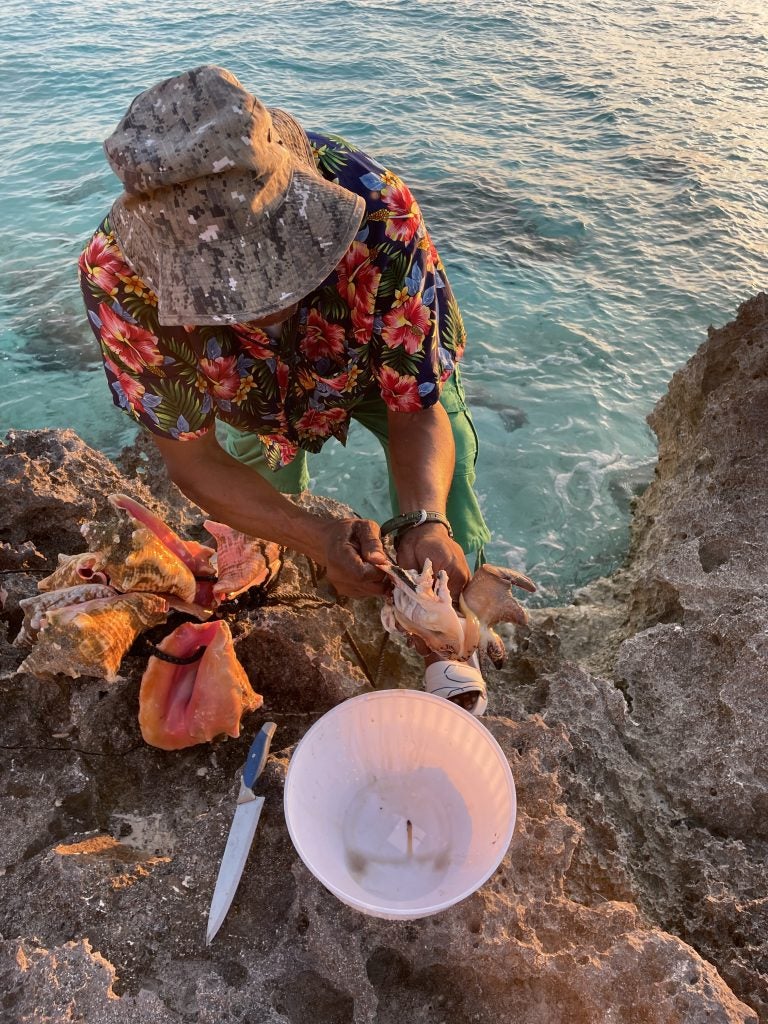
(318, 518), (390, 598)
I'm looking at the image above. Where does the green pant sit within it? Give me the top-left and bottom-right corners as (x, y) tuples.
(219, 367), (491, 558)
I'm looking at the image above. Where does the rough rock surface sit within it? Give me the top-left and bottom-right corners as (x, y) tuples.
(0, 294), (766, 1023)
(510, 292), (768, 1020)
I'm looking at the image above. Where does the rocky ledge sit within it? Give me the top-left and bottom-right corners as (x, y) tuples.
(0, 293), (766, 1023)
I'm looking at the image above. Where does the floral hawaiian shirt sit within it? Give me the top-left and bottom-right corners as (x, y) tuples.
(79, 131), (467, 469)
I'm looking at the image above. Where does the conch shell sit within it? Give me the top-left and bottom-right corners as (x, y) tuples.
(381, 559), (536, 667)
(108, 494), (215, 577)
(138, 620), (262, 750)
(204, 520), (282, 601)
(38, 553), (110, 592)
(17, 590), (168, 682)
(15, 583), (118, 647)
(460, 564), (536, 667)
(81, 497), (203, 605)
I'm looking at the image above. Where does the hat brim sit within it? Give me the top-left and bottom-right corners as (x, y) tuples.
(111, 164), (365, 327)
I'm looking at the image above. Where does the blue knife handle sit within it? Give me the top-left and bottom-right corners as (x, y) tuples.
(242, 721), (277, 790)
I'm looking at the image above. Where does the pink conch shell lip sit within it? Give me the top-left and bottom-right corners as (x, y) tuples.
(138, 619), (262, 750)
(204, 520), (282, 602)
(145, 634), (208, 666)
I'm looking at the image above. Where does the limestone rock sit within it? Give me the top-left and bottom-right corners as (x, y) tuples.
(512, 293), (768, 1020)
(628, 291), (768, 629)
(0, 938), (176, 1024)
(0, 427), (202, 567)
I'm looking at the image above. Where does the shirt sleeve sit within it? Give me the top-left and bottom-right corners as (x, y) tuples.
(305, 133), (468, 415)
(364, 168), (467, 414)
(78, 222), (216, 442)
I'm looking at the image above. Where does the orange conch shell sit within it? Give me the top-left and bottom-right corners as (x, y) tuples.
(82, 514), (198, 604)
(204, 520), (282, 601)
(38, 552), (110, 592)
(17, 591), (168, 682)
(139, 619), (262, 750)
(108, 494), (215, 576)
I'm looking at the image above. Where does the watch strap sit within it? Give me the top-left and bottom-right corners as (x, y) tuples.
(380, 509), (454, 540)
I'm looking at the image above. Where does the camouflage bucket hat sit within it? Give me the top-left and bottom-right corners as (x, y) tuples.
(104, 65), (365, 326)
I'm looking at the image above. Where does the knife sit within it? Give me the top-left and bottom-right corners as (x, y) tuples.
(206, 721), (277, 944)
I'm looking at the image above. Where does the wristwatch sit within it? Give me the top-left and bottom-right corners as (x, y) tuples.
(380, 509), (454, 540)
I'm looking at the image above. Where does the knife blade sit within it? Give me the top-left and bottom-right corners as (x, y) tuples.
(206, 721), (277, 944)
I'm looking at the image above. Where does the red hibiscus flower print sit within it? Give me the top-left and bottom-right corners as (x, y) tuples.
(198, 355), (241, 401)
(301, 309), (346, 362)
(295, 406), (347, 438)
(317, 366), (365, 393)
(231, 323), (274, 360)
(381, 180), (421, 245)
(103, 354), (146, 414)
(276, 360), (290, 399)
(378, 366), (423, 413)
(351, 304), (374, 344)
(80, 233), (126, 296)
(98, 302), (163, 373)
(261, 435), (298, 467)
(381, 295), (432, 354)
(336, 242), (381, 313)
(315, 371), (349, 392)
(176, 427), (211, 442)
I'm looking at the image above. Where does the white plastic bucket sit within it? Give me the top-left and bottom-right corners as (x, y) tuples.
(284, 689), (516, 919)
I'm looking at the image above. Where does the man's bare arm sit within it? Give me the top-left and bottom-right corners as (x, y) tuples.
(387, 404), (471, 597)
(152, 430), (388, 596)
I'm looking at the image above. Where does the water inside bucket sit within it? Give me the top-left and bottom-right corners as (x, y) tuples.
(341, 767), (473, 903)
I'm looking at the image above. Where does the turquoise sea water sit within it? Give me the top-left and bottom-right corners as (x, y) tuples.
(0, 0), (766, 603)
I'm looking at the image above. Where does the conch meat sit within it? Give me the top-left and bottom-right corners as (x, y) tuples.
(204, 520), (282, 602)
(381, 559), (536, 667)
(381, 560), (467, 659)
(17, 590), (168, 683)
(138, 619), (262, 750)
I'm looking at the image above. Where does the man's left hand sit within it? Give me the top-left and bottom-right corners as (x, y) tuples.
(395, 522), (471, 601)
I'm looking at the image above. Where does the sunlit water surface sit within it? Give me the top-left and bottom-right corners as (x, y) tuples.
(1, 0), (765, 603)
